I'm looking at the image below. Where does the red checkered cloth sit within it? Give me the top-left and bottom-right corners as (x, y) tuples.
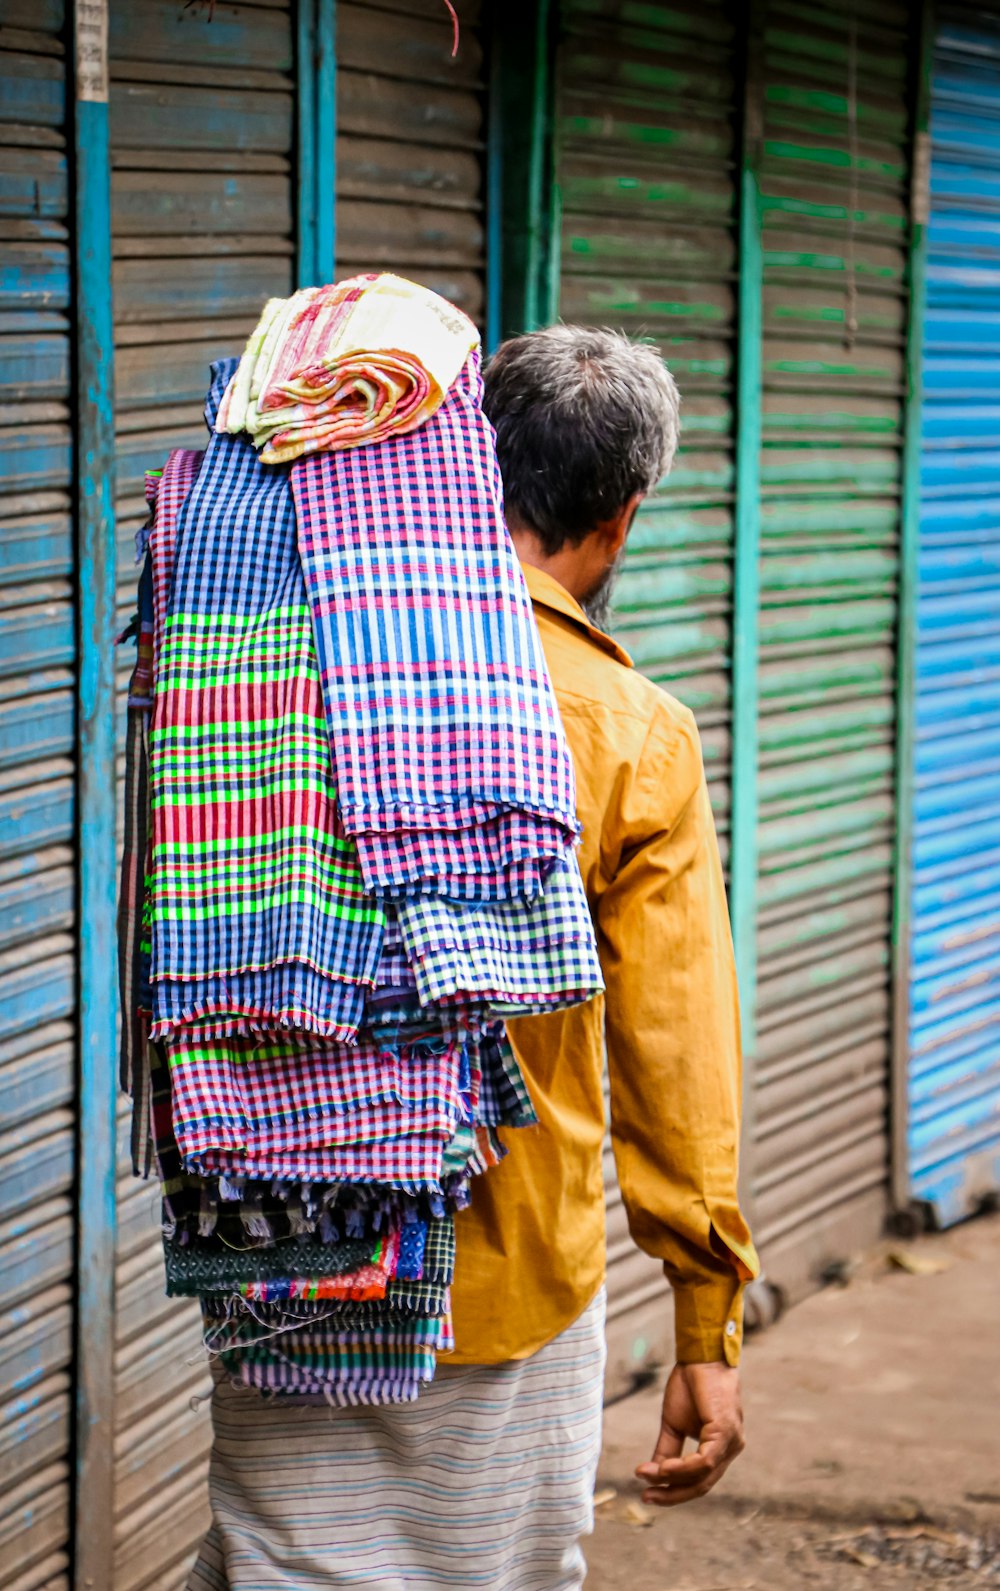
(166, 1026), (471, 1184)
(147, 449), (203, 679)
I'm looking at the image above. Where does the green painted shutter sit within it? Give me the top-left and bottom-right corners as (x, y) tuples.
(751, 0), (910, 1294)
(0, 6), (74, 1585)
(108, 4), (295, 1585)
(554, 0), (741, 1383)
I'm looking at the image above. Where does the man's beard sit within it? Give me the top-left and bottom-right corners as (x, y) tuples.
(581, 549), (626, 634)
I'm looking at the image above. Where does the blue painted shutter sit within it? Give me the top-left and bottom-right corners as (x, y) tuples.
(752, 0), (911, 1294)
(336, 0), (488, 324)
(908, 6), (1000, 1225)
(553, 0), (741, 1386)
(108, 4), (295, 1586)
(0, 3), (75, 1587)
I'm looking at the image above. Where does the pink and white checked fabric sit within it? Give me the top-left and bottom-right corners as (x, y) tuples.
(166, 1027), (471, 1179)
(146, 448), (203, 679)
(195, 1132), (457, 1190)
(291, 352), (580, 902)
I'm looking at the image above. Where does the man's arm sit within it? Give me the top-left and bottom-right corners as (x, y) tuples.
(597, 701), (758, 1502)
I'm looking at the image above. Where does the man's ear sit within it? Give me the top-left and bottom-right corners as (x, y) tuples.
(605, 491), (645, 560)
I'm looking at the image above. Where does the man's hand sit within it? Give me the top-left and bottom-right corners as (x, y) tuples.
(634, 1361), (745, 1507)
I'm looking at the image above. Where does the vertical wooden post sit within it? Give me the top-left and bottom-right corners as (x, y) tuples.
(514, 0), (553, 332)
(891, 0), (933, 1216)
(525, 0), (558, 329)
(730, 0), (765, 1221)
(296, 0), (317, 285)
(297, 0), (336, 288)
(485, 5), (505, 353)
(495, 0), (557, 337)
(72, 0), (118, 1583)
(315, 0), (337, 282)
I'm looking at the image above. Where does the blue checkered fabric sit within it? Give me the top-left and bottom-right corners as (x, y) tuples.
(149, 361), (387, 1039)
(396, 854), (603, 1013)
(477, 1025), (536, 1127)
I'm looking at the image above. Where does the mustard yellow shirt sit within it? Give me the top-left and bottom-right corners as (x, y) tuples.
(450, 566), (759, 1367)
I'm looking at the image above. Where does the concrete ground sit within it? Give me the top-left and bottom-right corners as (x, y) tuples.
(587, 1212), (1000, 1590)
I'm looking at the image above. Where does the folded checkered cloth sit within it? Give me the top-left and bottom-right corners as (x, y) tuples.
(203, 1186), (458, 1403)
(146, 365), (599, 1040)
(149, 1034), (501, 1257)
(162, 975), (538, 1187)
(216, 274), (479, 465)
(118, 557), (156, 1176)
(215, 1308), (453, 1403)
(396, 853), (602, 1012)
(147, 449), (204, 677)
(165, 1024), (472, 1176)
(292, 350), (581, 903)
(121, 333), (603, 1405)
(118, 456), (208, 1172)
(147, 369), (386, 1043)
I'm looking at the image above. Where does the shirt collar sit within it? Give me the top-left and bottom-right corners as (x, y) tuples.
(521, 564), (634, 669)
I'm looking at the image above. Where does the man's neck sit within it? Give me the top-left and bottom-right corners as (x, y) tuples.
(509, 527), (589, 605)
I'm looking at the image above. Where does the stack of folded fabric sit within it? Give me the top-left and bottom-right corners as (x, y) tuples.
(117, 273), (602, 1405)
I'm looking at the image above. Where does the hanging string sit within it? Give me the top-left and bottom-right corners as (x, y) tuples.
(845, 13), (859, 349)
(442, 0), (460, 58)
(200, 1293), (353, 1360)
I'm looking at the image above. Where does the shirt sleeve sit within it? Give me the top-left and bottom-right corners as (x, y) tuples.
(597, 701), (760, 1366)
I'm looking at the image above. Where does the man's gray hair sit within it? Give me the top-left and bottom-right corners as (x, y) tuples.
(483, 324), (680, 555)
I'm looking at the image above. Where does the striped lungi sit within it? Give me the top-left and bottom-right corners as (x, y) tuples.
(187, 1288), (606, 1590)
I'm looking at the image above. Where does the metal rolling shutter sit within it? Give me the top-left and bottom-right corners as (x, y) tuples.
(336, 0), (487, 324)
(752, 0), (910, 1294)
(0, 2), (75, 1587)
(108, 4), (295, 1585)
(554, 0), (740, 1380)
(908, 6), (1000, 1224)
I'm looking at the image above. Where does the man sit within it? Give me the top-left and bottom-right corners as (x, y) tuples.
(449, 324), (758, 1569)
(189, 326), (757, 1591)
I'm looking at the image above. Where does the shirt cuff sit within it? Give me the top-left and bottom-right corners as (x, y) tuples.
(670, 1271), (746, 1367)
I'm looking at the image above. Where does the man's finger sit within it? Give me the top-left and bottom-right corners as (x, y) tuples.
(642, 1450), (715, 1486)
(639, 1429), (733, 1484)
(641, 1478), (714, 1508)
(641, 1443), (741, 1505)
(641, 1452), (740, 1508)
(635, 1417), (685, 1479)
(634, 1443), (682, 1479)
